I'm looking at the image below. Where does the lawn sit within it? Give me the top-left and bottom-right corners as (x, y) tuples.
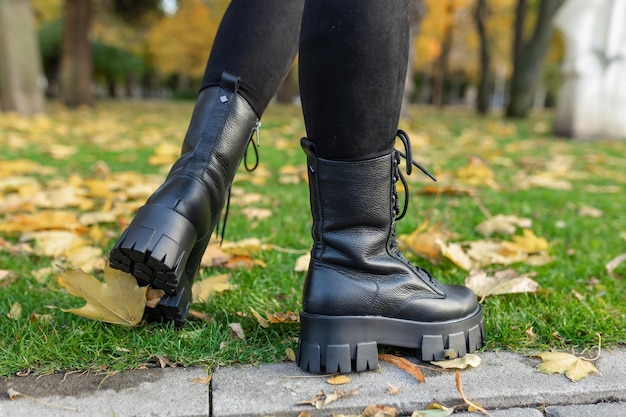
(0, 100), (624, 377)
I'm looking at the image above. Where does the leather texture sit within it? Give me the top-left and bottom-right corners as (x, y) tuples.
(144, 73), (258, 279)
(301, 137), (479, 322)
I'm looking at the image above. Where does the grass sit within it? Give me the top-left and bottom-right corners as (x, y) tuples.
(0, 100), (624, 377)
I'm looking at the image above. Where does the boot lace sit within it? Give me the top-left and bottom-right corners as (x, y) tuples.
(217, 121), (261, 243)
(390, 130), (438, 283)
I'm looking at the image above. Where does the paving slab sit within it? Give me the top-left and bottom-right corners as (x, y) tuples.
(0, 367), (209, 417)
(211, 349), (626, 417)
(545, 402), (626, 417)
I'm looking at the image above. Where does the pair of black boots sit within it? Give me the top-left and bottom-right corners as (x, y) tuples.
(109, 73), (484, 373)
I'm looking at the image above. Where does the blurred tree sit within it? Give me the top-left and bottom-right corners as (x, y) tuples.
(401, 0), (426, 116)
(0, 0), (45, 114)
(474, 0), (491, 114)
(147, 0), (219, 89)
(506, 0), (563, 118)
(58, 0), (161, 107)
(59, 0), (93, 107)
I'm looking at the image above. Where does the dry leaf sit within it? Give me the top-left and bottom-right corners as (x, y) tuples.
(188, 309), (212, 322)
(399, 222), (453, 262)
(285, 347), (296, 362)
(240, 207), (273, 221)
(228, 322), (245, 340)
(189, 374), (212, 384)
(326, 375), (351, 385)
(7, 302), (22, 320)
(606, 253), (626, 279)
(294, 253), (310, 272)
(431, 353), (481, 369)
(266, 311), (299, 324)
(475, 215), (532, 236)
(386, 384), (402, 395)
(454, 156), (499, 190)
(224, 254), (255, 270)
(378, 354), (425, 383)
(455, 370), (492, 416)
(465, 269), (539, 298)
(436, 240), (473, 270)
(578, 205), (603, 218)
(535, 351), (600, 382)
(501, 229), (549, 253)
(363, 404), (398, 417)
(146, 288), (165, 308)
(192, 273), (232, 303)
(296, 387), (361, 409)
(56, 264), (147, 326)
(200, 244), (232, 267)
(410, 403), (455, 417)
(250, 307), (269, 328)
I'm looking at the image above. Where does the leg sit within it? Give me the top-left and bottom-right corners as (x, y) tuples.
(296, 0), (484, 373)
(109, 0), (304, 327)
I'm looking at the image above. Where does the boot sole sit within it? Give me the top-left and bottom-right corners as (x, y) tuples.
(109, 204), (197, 326)
(297, 306), (484, 373)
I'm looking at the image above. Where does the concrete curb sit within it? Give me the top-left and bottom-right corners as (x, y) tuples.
(1, 349), (624, 416)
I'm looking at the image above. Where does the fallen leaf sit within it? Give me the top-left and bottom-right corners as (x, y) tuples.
(535, 351), (600, 382)
(250, 307), (269, 328)
(228, 322), (245, 340)
(285, 348), (296, 362)
(188, 310), (212, 322)
(322, 387), (361, 407)
(192, 274), (232, 303)
(378, 353), (425, 383)
(266, 311), (299, 324)
(7, 302), (22, 320)
(431, 353), (481, 369)
(578, 205), (603, 218)
(455, 370), (492, 416)
(146, 288), (165, 308)
(436, 240), (474, 270)
(410, 403), (455, 417)
(189, 374), (212, 384)
(56, 264), (147, 326)
(386, 384), (402, 395)
(363, 404), (398, 417)
(475, 215), (532, 236)
(326, 375), (351, 385)
(224, 254), (255, 270)
(606, 253), (626, 279)
(294, 253), (310, 272)
(465, 269), (539, 299)
(200, 244), (232, 267)
(501, 229), (549, 253)
(240, 207), (273, 221)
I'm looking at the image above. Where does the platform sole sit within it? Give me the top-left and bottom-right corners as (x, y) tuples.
(297, 306), (484, 373)
(109, 204), (198, 326)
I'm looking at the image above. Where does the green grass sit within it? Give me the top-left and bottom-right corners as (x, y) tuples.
(0, 101), (624, 377)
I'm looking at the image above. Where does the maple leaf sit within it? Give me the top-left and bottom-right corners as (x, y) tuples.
(535, 351), (600, 382)
(56, 264), (147, 326)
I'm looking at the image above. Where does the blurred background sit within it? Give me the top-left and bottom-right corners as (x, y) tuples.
(1, 0), (624, 139)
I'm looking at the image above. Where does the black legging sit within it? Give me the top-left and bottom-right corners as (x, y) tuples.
(201, 0), (409, 161)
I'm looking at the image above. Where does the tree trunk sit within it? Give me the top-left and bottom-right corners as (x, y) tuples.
(401, 0), (426, 117)
(506, 0), (563, 118)
(59, 0), (94, 107)
(432, 2), (455, 109)
(0, 0), (45, 114)
(474, 0), (491, 115)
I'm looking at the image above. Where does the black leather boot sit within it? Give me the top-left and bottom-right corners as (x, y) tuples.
(297, 133), (484, 373)
(109, 72), (259, 327)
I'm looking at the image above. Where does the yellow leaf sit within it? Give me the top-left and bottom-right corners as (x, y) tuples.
(285, 347), (296, 362)
(192, 274), (232, 303)
(362, 404), (398, 417)
(250, 307), (269, 328)
(327, 375), (351, 385)
(436, 240), (474, 270)
(431, 353), (482, 369)
(535, 351), (600, 382)
(56, 264), (147, 326)
(502, 229), (549, 253)
(7, 302), (22, 320)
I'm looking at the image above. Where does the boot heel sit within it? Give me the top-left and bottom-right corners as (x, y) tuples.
(109, 204), (197, 294)
(296, 312), (379, 374)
